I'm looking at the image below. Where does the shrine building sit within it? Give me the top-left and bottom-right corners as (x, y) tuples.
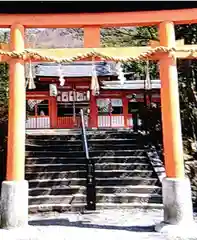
(26, 61), (161, 130)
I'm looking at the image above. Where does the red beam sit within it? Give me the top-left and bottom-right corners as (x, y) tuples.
(0, 8), (197, 28)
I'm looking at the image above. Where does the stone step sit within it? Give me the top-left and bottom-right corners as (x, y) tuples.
(26, 136), (139, 143)
(26, 139), (82, 145)
(86, 129), (136, 134)
(96, 193), (162, 204)
(96, 185), (161, 194)
(26, 163), (153, 174)
(28, 193), (162, 205)
(26, 129), (81, 135)
(26, 143), (141, 151)
(87, 129), (136, 134)
(28, 202), (164, 213)
(95, 170), (155, 178)
(26, 138), (138, 146)
(25, 156), (149, 165)
(96, 202), (164, 210)
(26, 171), (86, 180)
(26, 163), (86, 171)
(26, 170), (155, 180)
(28, 194), (86, 205)
(28, 203), (87, 213)
(27, 129), (137, 136)
(28, 185), (161, 197)
(88, 144), (141, 150)
(87, 133), (140, 140)
(96, 177), (159, 186)
(28, 177), (159, 188)
(26, 144), (83, 151)
(25, 149), (147, 158)
(26, 150), (84, 158)
(26, 134), (82, 141)
(28, 178), (86, 188)
(26, 132), (139, 141)
(95, 163), (153, 170)
(29, 186), (86, 196)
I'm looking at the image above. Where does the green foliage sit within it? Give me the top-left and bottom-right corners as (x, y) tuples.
(102, 27), (159, 79)
(132, 26), (158, 45)
(173, 24), (197, 140)
(0, 31), (9, 186)
(101, 28), (136, 47)
(126, 26), (159, 79)
(0, 63), (8, 122)
(101, 26), (158, 47)
(0, 31), (9, 123)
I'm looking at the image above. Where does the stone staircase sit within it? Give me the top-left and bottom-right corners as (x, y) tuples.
(25, 129), (163, 213)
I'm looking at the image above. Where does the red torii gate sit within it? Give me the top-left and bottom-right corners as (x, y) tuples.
(0, 8), (197, 235)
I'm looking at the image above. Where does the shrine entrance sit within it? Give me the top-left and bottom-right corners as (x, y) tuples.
(97, 98), (124, 128)
(56, 89), (90, 129)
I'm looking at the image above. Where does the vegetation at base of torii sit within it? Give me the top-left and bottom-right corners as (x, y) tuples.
(0, 31), (9, 187)
(0, 30), (9, 122)
(175, 25), (197, 144)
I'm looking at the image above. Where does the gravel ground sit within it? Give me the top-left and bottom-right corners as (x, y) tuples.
(0, 209), (197, 240)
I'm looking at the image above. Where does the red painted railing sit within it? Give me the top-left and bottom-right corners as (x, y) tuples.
(97, 114), (134, 128)
(57, 116), (81, 129)
(97, 114), (124, 128)
(26, 114), (135, 129)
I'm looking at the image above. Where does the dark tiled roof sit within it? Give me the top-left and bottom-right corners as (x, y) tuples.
(101, 80), (161, 90)
(35, 61), (118, 77)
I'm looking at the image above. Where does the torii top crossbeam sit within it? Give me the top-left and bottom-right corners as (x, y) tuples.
(0, 8), (197, 27)
(1, 8), (197, 64)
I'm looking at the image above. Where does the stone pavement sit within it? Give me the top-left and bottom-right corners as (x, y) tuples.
(0, 209), (197, 240)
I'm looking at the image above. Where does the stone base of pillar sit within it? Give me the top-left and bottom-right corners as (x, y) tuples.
(155, 177), (197, 237)
(0, 180), (29, 229)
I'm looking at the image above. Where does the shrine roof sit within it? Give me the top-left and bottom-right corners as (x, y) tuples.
(101, 80), (161, 90)
(33, 61), (118, 78)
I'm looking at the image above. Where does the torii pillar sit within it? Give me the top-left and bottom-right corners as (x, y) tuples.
(1, 24), (28, 228)
(155, 21), (196, 235)
(84, 26), (100, 128)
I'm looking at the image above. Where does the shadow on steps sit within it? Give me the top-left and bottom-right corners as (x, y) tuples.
(29, 218), (155, 232)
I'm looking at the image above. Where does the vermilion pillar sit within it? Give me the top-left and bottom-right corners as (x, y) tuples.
(84, 26), (100, 48)
(84, 26), (100, 128)
(50, 97), (57, 128)
(159, 21), (184, 178)
(123, 94), (128, 128)
(6, 24), (26, 181)
(155, 21), (195, 234)
(1, 23), (28, 229)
